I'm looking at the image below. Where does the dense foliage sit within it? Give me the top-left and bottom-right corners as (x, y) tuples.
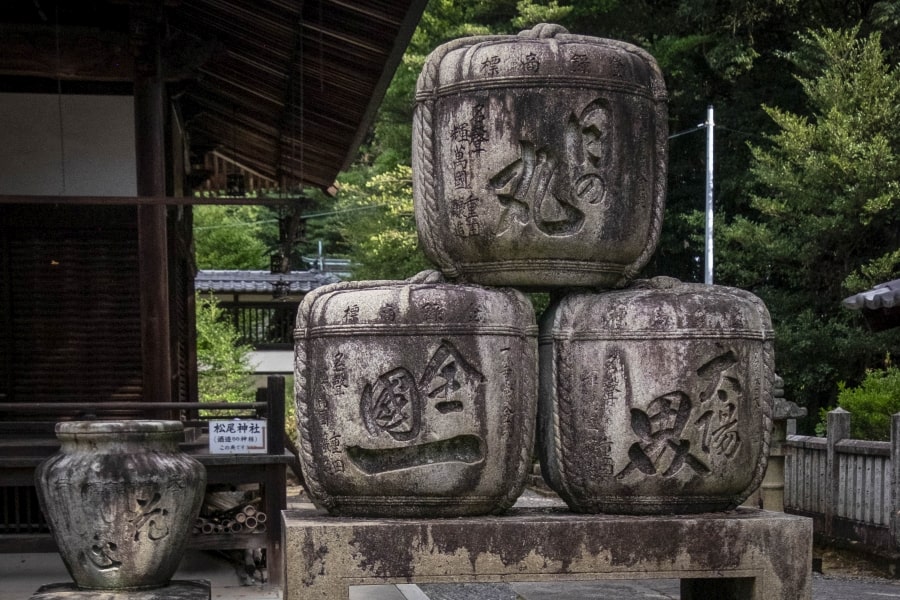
(832, 364), (900, 440)
(340, 0), (900, 430)
(195, 293), (297, 435)
(197, 0), (900, 433)
(193, 205), (272, 270)
(195, 293), (256, 405)
(718, 25), (900, 425)
(331, 165), (431, 280)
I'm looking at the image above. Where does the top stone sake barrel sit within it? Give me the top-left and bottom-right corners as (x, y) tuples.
(413, 23), (668, 289)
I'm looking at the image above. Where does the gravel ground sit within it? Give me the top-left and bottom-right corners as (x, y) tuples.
(810, 543), (900, 599)
(816, 542), (898, 578)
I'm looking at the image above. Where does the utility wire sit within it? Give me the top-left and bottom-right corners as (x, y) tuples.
(668, 125), (705, 140)
(194, 218), (279, 231)
(670, 124), (766, 141)
(300, 204), (390, 219)
(194, 204), (391, 231)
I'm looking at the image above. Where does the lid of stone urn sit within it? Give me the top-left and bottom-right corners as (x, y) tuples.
(416, 23), (667, 103)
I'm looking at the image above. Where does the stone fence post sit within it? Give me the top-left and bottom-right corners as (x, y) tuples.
(891, 413), (900, 548)
(825, 408), (851, 538)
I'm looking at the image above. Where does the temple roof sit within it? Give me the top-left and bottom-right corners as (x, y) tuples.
(195, 269), (340, 295)
(843, 279), (900, 311)
(0, 0), (428, 192)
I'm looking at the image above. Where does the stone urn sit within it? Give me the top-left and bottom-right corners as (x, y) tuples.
(294, 271), (537, 517)
(413, 23), (668, 289)
(35, 421), (206, 590)
(538, 277), (775, 514)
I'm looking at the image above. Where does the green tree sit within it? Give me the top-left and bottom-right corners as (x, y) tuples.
(337, 0), (582, 280)
(720, 26), (900, 417)
(194, 196), (339, 272)
(193, 205), (273, 270)
(329, 1), (900, 427)
(195, 293), (256, 405)
(344, 0), (818, 283)
(334, 165), (431, 280)
(834, 362), (900, 440)
(529, 0), (811, 281)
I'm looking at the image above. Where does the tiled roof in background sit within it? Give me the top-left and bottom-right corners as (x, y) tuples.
(195, 270), (340, 295)
(843, 279), (900, 311)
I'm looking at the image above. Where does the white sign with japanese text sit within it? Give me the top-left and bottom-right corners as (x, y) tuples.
(209, 420), (267, 454)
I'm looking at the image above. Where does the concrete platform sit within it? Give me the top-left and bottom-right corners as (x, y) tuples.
(283, 506), (813, 600)
(7, 547), (900, 599)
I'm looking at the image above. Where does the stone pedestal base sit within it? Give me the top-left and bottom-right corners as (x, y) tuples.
(283, 507), (811, 600)
(29, 581), (210, 600)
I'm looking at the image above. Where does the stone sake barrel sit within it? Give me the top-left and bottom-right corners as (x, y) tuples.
(294, 273), (537, 517)
(538, 277), (774, 514)
(413, 23), (668, 289)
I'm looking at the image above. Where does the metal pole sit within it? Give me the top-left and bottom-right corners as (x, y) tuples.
(704, 104), (715, 285)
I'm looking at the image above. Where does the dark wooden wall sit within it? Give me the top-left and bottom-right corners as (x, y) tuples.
(0, 203), (195, 418)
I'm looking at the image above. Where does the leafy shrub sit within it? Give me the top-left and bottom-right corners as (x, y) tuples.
(195, 293), (256, 408)
(835, 364), (900, 440)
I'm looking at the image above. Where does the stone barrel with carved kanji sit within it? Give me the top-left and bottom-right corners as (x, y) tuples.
(293, 274), (537, 517)
(412, 23), (668, 289)
(538, 277), (775, 514)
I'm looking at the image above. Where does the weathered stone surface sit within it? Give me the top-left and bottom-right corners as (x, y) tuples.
(35, 421), (206, 590)
(293, 272), (537, 516)
(413, 23), (668, 289)
(538, 277), (775, 514)
(282, 507), (812, 600)
(29, 581), (210, 600)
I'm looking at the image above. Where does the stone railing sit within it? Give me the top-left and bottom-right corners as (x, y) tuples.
(784, 408), (899, 552)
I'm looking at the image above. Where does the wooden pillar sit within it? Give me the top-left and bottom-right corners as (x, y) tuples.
(263, 375), (286, 586)
(132, 1), (172, 405)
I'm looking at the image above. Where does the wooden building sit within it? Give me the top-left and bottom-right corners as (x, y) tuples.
(0, 0), (426, 414)
(0, 0), (427, 571)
